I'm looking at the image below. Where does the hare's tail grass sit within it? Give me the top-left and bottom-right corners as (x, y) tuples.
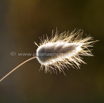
(0, 56), (37, 82)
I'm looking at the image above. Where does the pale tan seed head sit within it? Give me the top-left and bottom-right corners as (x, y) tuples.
(0, 29), (98, 82)
(35, 29), (98, 74)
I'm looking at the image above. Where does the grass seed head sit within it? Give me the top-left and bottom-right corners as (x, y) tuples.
(35, 29), (98, 74)
(0, 29), (98, 82)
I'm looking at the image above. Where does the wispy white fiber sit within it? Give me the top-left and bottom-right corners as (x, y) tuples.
(35, 29), (98, 74)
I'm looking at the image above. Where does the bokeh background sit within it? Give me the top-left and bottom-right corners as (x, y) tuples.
(0, 0), (104, 103)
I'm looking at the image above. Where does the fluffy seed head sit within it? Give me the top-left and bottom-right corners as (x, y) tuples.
(35, 29), (98, 74)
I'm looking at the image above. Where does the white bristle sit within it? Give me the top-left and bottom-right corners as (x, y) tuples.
(35, 29), (98, 74)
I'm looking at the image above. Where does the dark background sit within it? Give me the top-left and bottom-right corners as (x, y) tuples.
(0, 0), (103, 103)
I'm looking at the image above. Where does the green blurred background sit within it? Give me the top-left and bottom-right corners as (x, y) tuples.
(0, 0), (104, 103)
